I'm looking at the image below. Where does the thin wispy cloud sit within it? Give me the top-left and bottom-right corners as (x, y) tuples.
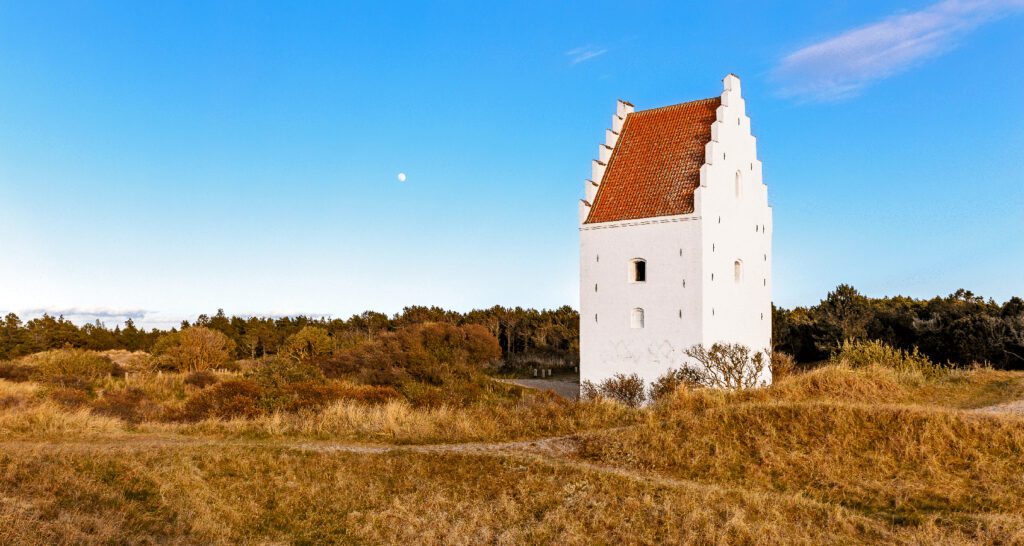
(566, 45), (608, 64)
(19, 307), (150, 322)
(773, 0), (1024, 101)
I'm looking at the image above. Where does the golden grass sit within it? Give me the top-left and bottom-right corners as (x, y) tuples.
(142, 397), (637, 444)
(4, 442), (1019, 545)
(1, 363), (1024, 542)
(576, 365), (1024, 537)
(0, 380), (126, 436)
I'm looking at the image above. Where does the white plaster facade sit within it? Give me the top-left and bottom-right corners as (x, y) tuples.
(579, 74), (772, 389)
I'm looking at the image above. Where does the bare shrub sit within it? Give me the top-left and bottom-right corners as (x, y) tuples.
(581, 373), (645, 408)
(683, 343), (768, 390)
(183, 370), (219, 389)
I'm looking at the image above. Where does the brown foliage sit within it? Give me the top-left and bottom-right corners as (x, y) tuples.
(179, 380), (265, 421)
(92, 388), (162, 423)
(769, 350), (797, 381)
(183, 370), (219, 389)
(46, 387), (92, 408)
(248, 357), (324, 389)
(0, 361), (31, 382)
(336, 383), (403, 405)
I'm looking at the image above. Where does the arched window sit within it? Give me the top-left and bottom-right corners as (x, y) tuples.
(734, 260), (743, 283)
(630, 308), (645, 329)
(630, 259), (646, 283)
(735, 170), (743, 198)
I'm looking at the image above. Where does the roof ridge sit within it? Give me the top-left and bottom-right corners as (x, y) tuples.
(633, 96), (720, 115)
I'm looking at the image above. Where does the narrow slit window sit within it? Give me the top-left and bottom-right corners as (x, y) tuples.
(734, 260), (743, 283)
(630, 308), (645, 329)
(735, 171), (743, 198)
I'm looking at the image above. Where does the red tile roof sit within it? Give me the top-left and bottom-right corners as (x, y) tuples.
(584, 97), (720, 224)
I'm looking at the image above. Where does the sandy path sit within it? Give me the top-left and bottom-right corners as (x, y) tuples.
(0, 429), (601, 458)
(0, 428), (863, 518)
(976, 400), (1024, 415)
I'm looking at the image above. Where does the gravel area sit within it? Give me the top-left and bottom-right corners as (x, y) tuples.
(501, 378), (580, 400)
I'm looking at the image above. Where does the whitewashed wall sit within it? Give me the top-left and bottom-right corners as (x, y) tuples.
(579, 217), (704, 387)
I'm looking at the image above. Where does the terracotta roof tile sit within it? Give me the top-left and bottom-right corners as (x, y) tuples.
(584, 97), (720, 224)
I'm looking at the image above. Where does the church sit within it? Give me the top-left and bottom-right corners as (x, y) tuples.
(578, 74), (772, 388)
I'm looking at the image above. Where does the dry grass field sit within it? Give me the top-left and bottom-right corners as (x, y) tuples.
(1, 346), (1023, 544)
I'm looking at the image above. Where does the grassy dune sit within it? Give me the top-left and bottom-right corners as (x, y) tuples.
(1, 358), (1023, 543)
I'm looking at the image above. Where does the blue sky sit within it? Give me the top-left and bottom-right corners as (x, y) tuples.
(1, 1), (1022, 328)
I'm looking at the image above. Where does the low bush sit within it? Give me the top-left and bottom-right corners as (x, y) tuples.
(152, 327), (236, 372)
(831, 339), (947, 378)
(248, 357), (325, 389)
(183, 370), (219, 389)
(179, 380), (265, 421)
(178, 368), (352, 421)
(336, 383), (403, 405)
(258, 382), (346, 414)
(92, 387), (162, 423)
(23, 349), (122, 383)
(0, 361), (32, 382)
(770, 351), (797, 380)
(648, 367), (704, 403)
(46, 387), (92, 408)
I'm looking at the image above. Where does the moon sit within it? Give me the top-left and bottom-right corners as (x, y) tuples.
(397, 172), (407, 182)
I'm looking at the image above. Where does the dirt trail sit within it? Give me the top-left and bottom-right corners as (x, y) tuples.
(0, 427), (610, 458)
(0, 429), (897, 520)
(976, 400), (1024, 415)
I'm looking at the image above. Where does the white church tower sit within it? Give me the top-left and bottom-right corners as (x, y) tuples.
(579, 74), (772, 388)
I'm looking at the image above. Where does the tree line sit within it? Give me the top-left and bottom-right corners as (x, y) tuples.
(3, 286), (1022, 369)
(0, 305), (579, 365)
(774, 285), (1024, 369)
